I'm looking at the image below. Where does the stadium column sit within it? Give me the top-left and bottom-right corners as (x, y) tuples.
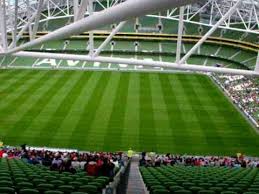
(73, 0), (79, 22)
(0, 0), (7, 51)
(175, 6), (185, 64)
(255, 51), (259, 73)
(74, 0), (88, 21)
(88, 0), (94, 57)
(26, 0), (33, 41)
(32, 0), (45, 40)
(12, 0), (19, 48)
(178, 0), (242, 64)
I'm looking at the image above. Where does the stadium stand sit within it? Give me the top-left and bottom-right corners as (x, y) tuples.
(139, 153), (259, 194)
(0, 147), (128, 194)
(212, 74), (259, 128)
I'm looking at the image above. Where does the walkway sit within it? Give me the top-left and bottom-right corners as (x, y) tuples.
(126, 156), (148, 194)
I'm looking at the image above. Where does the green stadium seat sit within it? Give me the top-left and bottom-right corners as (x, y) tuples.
(174, 190), (192, 194)
(0, 187), (15, 194)
(50, 180), (65, 188)
(57, 185), (75, 194)
(79, 185), (98, 194)
(182, 182), (195, 189)
(199, 183), (212, 189)
(87, 182), (103, 191)
(75, 178), (89, 185)
(68, 181), (83, 189)
(0, 180), (13, 187)
(151, 185), (166, 191)
(209, 186), (223, 193)
(189, 186), (203, 194)
(227, 187), (242, 193)
(169, 186), (184, 193)
(37, 183), (55, 193)
(19, 188), (40, 194)
(17, 182), (34, 189)
(248, 188), (259, 192)
(44, 176), (57, 182)
(153, 189), (170, 194)
(198, 190), (215, 194)
(32, 179), (47, 186)
(15, 177), (29, 183)
(220, 192), (237, 194)
(60, 177), (73, 183)
(71, 192), (88, 194)
(45, 191), (64, 194)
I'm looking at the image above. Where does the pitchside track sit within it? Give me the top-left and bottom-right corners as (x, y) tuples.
(0, 69), (258, 155)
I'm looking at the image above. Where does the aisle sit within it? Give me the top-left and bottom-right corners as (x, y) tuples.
(126, 156), (148, 194)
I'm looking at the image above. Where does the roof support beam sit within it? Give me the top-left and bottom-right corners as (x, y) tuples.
(13, 51), (259, 76)
(12, 0), (19, 48)
(93, 21), (126, 57)
(73, 0), (79, 22)
(32, 0), (45, 40)
(8, 0), (199, 54)
(9, 7), (39, 48)
(75, 0), (89, 21)
(0, 0), (8, 51)
(178, 0), (242, 64)
(26, 0), (33, 41)
(87, 0), (94, 57)
(255, 51), (259, 73)
(176, 6), (184, 64)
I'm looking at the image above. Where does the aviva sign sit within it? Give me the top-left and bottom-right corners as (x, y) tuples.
(35, 59), (81, 67)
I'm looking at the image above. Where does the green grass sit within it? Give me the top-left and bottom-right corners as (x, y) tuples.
(0, 69), (258, 155)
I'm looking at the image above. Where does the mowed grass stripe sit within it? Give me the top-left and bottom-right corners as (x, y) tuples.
(149, 73), (174, 153)
(0, 71), (46, 125)
(103, 72), (130, 151)
(0, 70), (37, 108)
(69, 72), (112, 148)
(37, 71), (91, 146)
(179, 75), (225, 154)
(2, 71), (58, 142)
(0, 70), (28, 98)
(139, 73), (157, 151)
(0, 69), (23, 82)
(35, 71), (83, 146)
(18, 71), (74, 145)
(51, 72), (100, 149)
(121, 73), (140, 150)
(158, 74), (192, 153)
(171, 75), (208, 154)
(85, 72), (121, 151)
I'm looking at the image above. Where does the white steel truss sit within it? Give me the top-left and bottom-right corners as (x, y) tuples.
(0, 0), (258, 76)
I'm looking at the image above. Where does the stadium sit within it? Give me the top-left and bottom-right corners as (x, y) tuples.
(0, 0), (258, 194)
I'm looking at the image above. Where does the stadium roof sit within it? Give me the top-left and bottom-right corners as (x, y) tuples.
(0, 0), (259, 75)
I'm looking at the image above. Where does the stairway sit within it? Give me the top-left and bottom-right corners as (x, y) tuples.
(126, 156), (148, 194)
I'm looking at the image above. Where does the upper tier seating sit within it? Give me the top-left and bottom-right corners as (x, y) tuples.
(140, 165), (259, 194)
(0, 158), (111, 194)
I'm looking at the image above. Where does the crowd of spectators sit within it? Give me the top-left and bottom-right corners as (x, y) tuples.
(139, 152), (259, 168)
(0, 145), (127, 177)
(212, 74), (259, 127)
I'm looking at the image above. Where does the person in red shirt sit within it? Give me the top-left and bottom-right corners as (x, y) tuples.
(86, 158), (98, 176)
(0, 149), (4, 158)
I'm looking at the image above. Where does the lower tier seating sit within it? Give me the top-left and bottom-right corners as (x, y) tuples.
(140, 165), (259, 194)
(0, 158), (110, 194)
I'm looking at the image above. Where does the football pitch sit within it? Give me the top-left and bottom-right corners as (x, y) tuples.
(0, 69), (258, 155)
